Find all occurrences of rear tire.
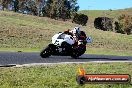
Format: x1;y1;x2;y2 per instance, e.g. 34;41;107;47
71;48;80;59
71;45;86;59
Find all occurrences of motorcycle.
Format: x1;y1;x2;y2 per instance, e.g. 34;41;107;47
40;31;92;58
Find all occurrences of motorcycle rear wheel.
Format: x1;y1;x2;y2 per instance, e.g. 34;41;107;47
71;45;86;58
71;49;80;58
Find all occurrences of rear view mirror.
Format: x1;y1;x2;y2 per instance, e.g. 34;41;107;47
86;37;92;43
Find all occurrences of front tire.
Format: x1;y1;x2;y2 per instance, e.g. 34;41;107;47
40;45;52;58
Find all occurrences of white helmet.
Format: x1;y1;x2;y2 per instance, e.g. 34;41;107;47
73;27;81;34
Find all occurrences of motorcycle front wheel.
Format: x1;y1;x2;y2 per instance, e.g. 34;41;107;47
40;46;51;58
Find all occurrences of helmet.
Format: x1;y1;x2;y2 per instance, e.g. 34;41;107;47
73;27;81;34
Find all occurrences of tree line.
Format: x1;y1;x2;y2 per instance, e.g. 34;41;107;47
1;0;88;26
2;0;131;34
1;0;79;20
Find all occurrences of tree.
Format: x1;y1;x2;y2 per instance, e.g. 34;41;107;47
13;0;19;12
115;14;132;35
69;0;79;14
43;0;53;17
42;0;79;20
38;0;46;16
1;0;12;10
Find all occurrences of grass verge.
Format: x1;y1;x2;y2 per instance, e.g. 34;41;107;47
86;48;132;56
0;63;132;88
0;47;131;56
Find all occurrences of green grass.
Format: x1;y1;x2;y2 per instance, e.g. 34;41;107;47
0;47;131;56
0;63;132;88
79;9;132;20
86;48;132;56
0;48;40;52
0;11;132;56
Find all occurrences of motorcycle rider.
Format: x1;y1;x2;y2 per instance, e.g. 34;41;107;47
64;27;81;41
63;27;87;57
64;27;87;46
62;27;81;54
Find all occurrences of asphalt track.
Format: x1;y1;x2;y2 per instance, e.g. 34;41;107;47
0;52;132;67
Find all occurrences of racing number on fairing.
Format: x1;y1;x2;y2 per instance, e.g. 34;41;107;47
70;37;73;40
54;40;59;45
